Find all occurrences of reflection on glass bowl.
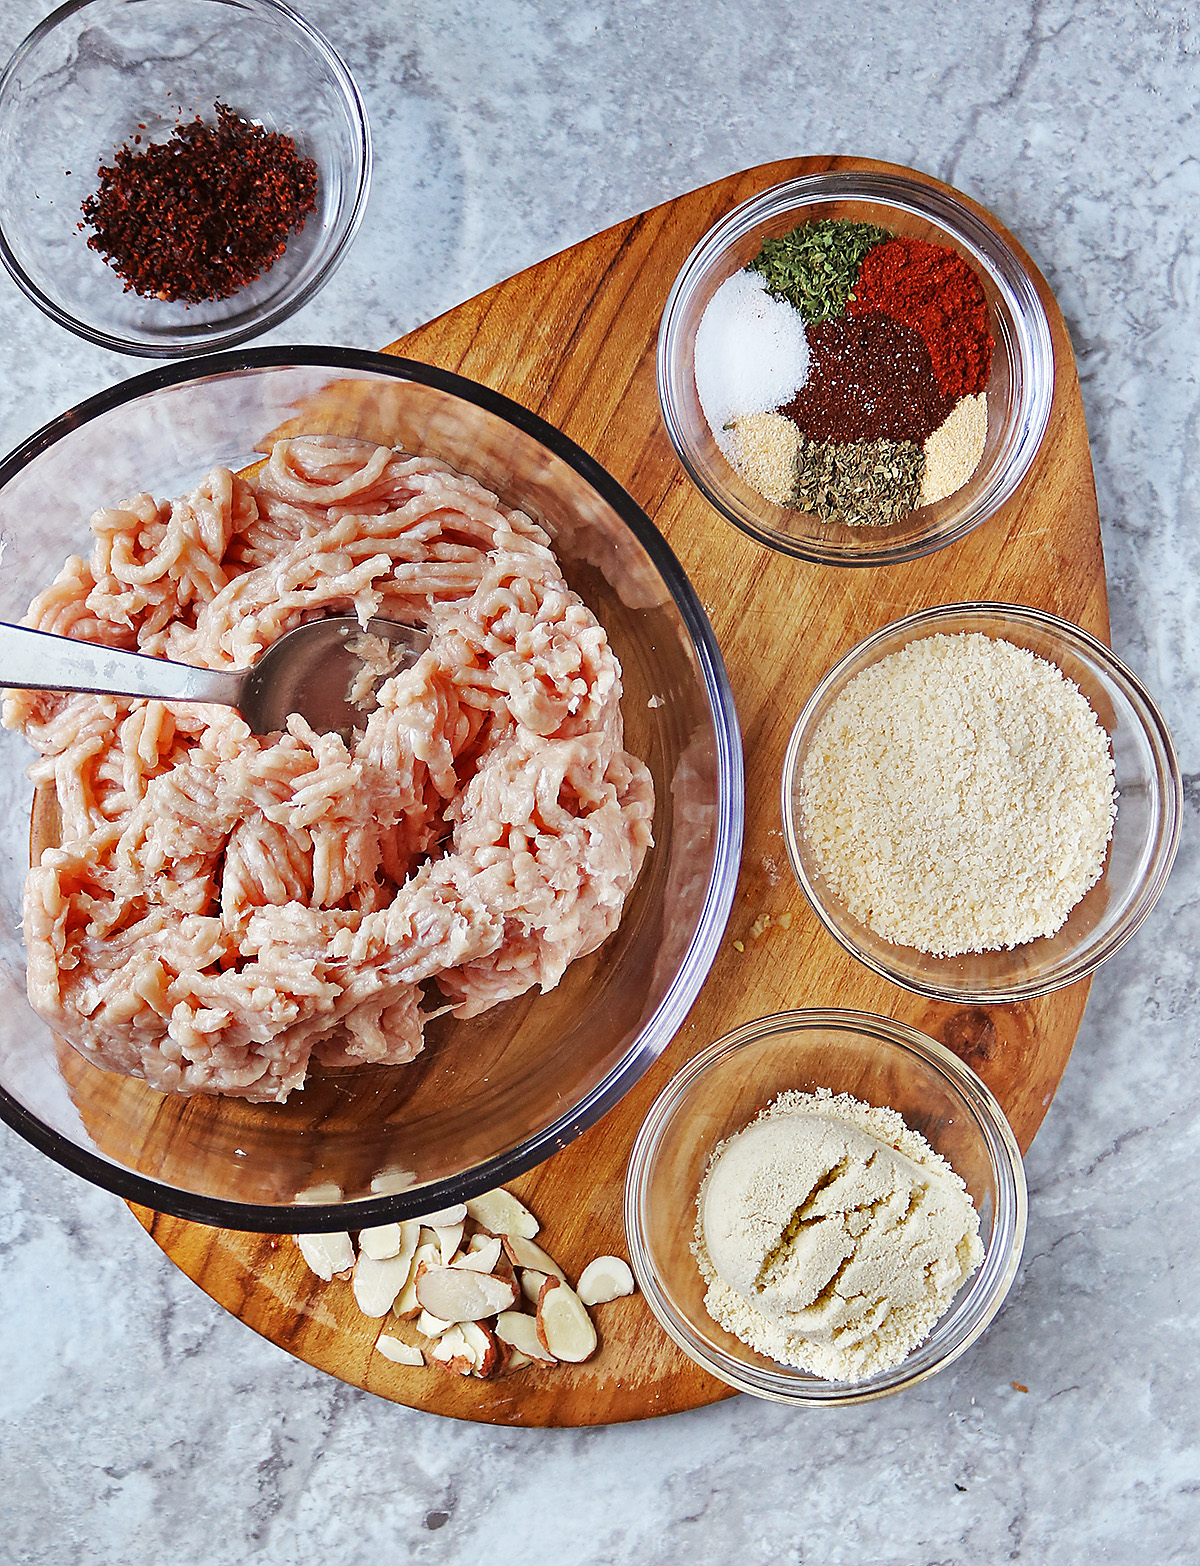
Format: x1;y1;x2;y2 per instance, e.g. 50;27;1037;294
0;347;743;1230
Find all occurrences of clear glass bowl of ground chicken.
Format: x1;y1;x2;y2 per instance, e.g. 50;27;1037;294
657;170;1054;567
0;0;370;357
782;604;1182;1003
0;347;743;1231
625;1009;1027;1405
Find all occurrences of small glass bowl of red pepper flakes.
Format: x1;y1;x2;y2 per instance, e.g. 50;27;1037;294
658;165;1055;568
0;0;370;358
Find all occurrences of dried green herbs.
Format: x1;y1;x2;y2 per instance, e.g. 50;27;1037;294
747;219;892;323
792;433;925;527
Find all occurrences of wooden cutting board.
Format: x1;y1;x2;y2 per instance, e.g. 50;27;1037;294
130;156;1107;1426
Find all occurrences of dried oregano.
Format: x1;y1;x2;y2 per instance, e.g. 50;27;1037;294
791;433;925;527
748;219;892;323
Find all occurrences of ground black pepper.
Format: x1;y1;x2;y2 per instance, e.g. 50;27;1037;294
780;312;954;445
80;102;318;304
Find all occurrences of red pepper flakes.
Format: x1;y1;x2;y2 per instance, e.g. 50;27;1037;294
80;102;318;304
848;237;994;399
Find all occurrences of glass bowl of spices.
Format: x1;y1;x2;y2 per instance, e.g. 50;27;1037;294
0;0;370;357
657;170;1055;566
781;603;1182;1002
625;1009;1028;1405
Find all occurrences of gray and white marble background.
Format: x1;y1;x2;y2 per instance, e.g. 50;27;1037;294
0;1;1196;1561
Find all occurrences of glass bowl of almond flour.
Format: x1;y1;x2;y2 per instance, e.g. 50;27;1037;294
624;1009;1027;1404
781;603;1182;1002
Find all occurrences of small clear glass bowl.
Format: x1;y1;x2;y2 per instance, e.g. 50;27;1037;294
782;603;1182;1002
625;1009;1027;1405
657;170;1055;567
0;0;370;357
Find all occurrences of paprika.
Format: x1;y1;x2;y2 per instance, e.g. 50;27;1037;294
847;237;993;399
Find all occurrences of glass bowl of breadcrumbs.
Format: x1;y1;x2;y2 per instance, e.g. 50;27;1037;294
657;168;1055;566
781;603;1181;1001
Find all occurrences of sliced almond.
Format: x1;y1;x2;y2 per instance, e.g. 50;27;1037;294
504;1348;533;1373
459;1320;501;1378
453;1236;502;1274
296;1232;355;1282
501;1234;566;1280
465;1188;539;1239
375;1334;424;1366
520;1268;549;1306
415;1265;518;1323
415;1202;467;1229
369;1168;415;1197
429;1325;475;1375
396;1220;421;1272
415;1307;454;1339
535;1275;597;1364
433;1221;465;1267
353;1248;419;1317
494;1309;557;1363
355;1220;421;1315
394;1240;439;1319
577;1255;635;1306
358;1222;402;1261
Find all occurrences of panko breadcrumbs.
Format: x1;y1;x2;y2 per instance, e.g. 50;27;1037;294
797;632;1117;956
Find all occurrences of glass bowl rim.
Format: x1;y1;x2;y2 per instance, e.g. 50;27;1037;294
0;343;745;1230
0;0;373;358
656;169;1056;568
780;600;1183;1003
623;1006;1028;1405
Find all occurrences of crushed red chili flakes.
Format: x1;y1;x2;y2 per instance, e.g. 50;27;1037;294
80;102;318;304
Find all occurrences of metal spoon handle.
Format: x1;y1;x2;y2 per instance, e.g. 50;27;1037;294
0;623;244;707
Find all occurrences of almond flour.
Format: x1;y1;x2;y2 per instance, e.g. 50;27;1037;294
798;631;1117;956
693;1088;983;1382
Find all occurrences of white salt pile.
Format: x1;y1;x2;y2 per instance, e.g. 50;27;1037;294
693;271;810;460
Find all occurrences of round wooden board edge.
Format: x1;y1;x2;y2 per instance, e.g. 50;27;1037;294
126;1197;726;1427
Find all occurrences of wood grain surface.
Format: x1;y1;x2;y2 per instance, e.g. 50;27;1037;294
130;156;1107;1426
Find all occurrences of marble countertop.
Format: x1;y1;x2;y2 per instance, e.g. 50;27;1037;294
1;1;1196;1560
